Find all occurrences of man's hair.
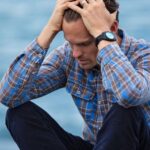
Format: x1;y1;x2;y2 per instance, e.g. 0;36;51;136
64;0;119;22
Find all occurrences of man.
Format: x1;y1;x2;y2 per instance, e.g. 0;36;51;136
0;0;150;149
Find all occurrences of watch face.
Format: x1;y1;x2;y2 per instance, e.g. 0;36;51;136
106;32;115;39
95;31;116;47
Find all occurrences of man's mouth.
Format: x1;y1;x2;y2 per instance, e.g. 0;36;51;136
78;60;89;65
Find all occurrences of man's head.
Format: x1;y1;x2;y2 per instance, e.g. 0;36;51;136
64;0;119;22
62;0;119;70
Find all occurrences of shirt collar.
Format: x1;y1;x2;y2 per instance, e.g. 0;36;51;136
118;29;132;56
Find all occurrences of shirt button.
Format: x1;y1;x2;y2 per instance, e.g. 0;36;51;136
32;71;36;74
76;90;81;95
38;54;43;58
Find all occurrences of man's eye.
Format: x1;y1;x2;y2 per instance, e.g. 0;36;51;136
69;42;73;47
69;42;91;48
80;42;91;46
82;43;89;46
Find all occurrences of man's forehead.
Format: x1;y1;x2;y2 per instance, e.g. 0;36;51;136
62;17;95;44
64;35;94;45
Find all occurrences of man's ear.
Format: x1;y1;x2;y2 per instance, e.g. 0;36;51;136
111;20;119;33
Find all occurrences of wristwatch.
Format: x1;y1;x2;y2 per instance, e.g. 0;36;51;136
95;31;117;47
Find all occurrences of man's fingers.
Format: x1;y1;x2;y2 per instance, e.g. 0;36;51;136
61;0;80;10
80;0;88;7
87;0;96;3
57;0;76;5
96;0;106;7
97;0;103;3
68;1;83;14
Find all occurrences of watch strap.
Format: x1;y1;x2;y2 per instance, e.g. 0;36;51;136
95;31;116;47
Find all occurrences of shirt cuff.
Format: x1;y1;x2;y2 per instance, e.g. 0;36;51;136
97;43;126;65
24;39;48;64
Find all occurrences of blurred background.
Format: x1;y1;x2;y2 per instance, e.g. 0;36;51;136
0;0;150;149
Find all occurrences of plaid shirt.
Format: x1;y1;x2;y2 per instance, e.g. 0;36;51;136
0;29;150;144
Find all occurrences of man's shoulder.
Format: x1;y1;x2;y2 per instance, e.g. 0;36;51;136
120;29;150;46
129;36;150;51
121;30;150;53
50;41;72;57
48;41;76;68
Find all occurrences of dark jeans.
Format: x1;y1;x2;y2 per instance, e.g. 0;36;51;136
6;101;150;150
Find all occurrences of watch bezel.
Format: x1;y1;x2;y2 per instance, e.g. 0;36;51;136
95;31;117;47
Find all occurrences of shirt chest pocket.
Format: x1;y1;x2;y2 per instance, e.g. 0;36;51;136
66;79;95;101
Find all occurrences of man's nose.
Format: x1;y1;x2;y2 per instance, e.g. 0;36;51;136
72;46;82;58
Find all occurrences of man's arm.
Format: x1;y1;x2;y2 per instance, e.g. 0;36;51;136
0;40;69;108
69;0;150;107
37;0;79;49
0;0;77;108
97;41;150;107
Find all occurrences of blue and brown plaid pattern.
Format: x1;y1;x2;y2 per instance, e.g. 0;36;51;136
0;29;150;144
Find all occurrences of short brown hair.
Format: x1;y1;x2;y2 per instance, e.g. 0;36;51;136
64;0;119;22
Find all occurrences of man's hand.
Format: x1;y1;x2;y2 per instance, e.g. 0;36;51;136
68;0;117;38
37;0;78;49
49;0;79;33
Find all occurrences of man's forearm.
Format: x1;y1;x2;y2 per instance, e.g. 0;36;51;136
37;24;58;49
97;42;150;107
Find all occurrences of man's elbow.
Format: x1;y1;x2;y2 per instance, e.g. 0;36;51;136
0;97;19;108
118;87;149;108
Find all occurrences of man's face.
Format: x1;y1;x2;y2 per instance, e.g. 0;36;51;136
62;18;98;70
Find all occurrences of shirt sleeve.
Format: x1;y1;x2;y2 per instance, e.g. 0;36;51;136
0;40;67;108
97;42;150;108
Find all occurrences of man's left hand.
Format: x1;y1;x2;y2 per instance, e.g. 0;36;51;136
68;0;116;38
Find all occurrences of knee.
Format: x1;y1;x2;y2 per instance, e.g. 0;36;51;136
106;103;144;123
112;103;142;114
5;101;35;129
6;107;15;126
5;107;20;134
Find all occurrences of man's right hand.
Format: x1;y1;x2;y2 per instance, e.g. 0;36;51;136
49;0;78;33
37;0;78;49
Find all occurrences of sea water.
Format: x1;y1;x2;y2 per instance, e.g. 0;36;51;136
0;0;150;149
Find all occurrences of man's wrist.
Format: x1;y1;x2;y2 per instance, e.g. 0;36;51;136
37;25;57;49
97;41;116;51
92;27;110;38
95;31;117;51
